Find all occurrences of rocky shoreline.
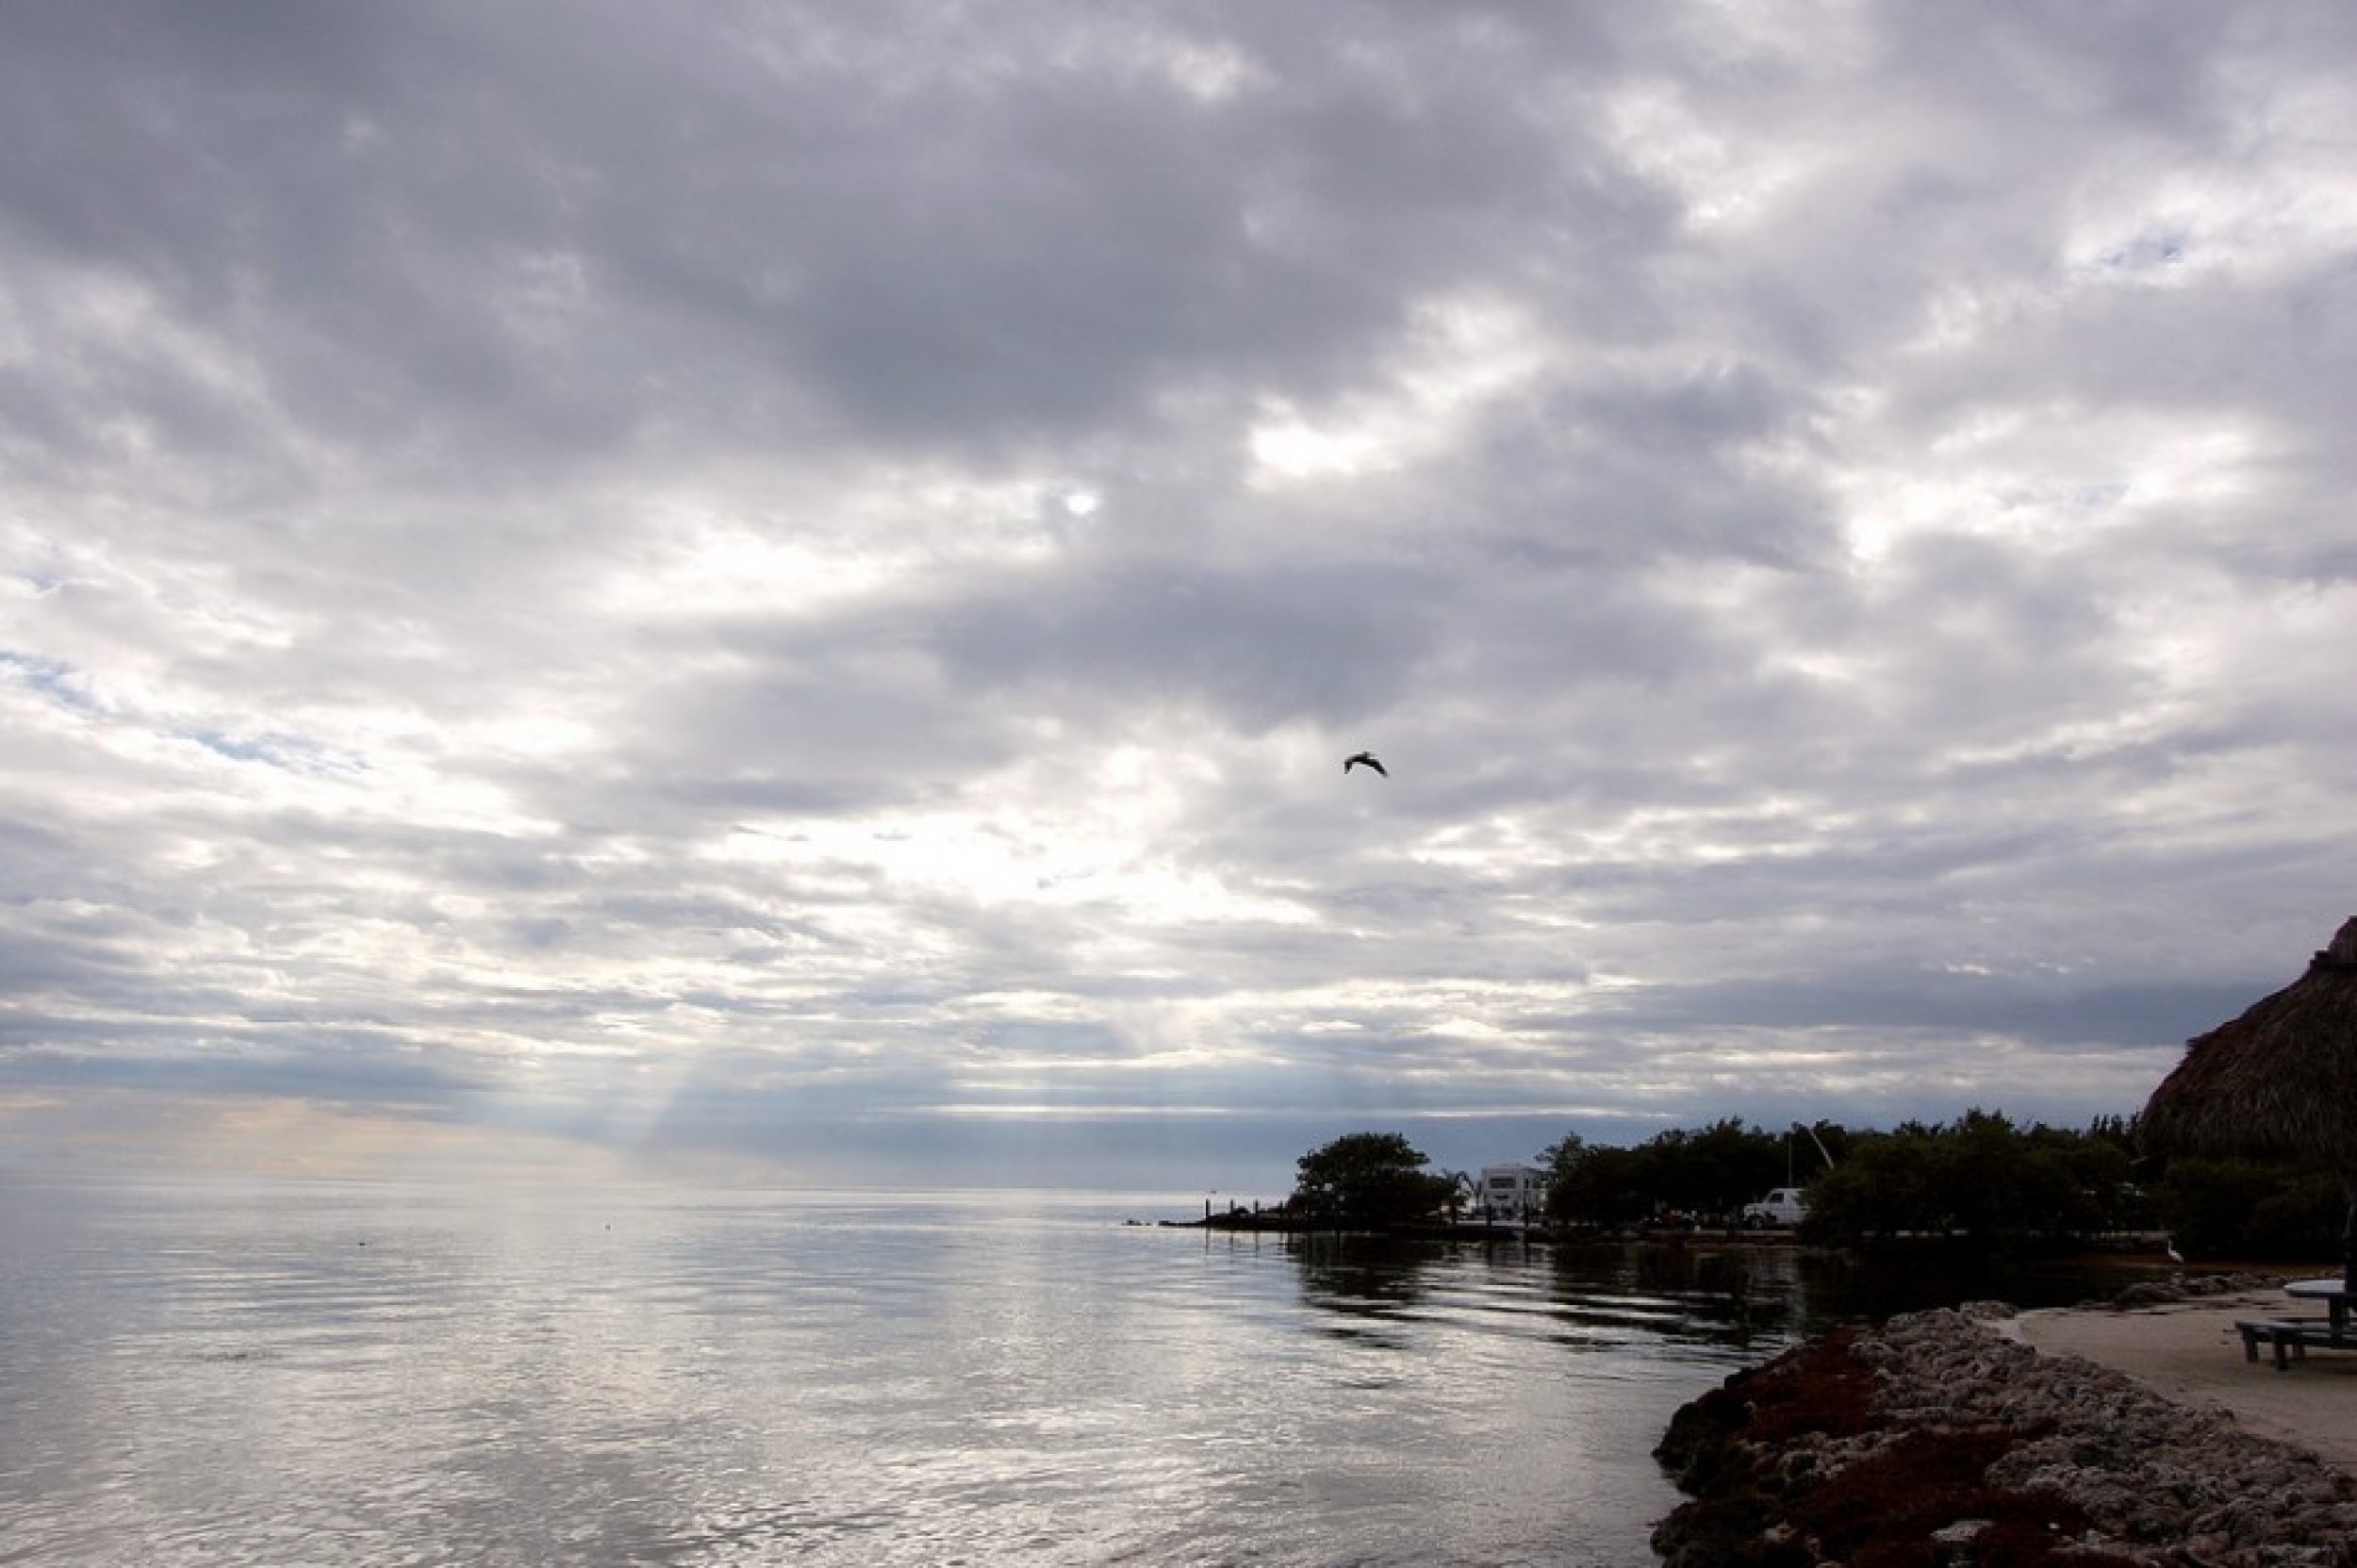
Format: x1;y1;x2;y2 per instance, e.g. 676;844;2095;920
1654;1284;2357;1566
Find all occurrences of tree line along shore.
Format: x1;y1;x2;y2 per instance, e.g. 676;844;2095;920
1195;1116;2347;1265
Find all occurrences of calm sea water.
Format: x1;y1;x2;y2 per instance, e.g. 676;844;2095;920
0;1176;2144;1567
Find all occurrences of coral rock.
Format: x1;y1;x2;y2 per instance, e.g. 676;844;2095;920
1656;1300;2357;1567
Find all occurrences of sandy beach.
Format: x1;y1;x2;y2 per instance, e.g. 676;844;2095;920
2011;1281;2357;1476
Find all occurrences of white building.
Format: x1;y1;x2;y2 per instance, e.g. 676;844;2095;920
1476;1164;1546;1222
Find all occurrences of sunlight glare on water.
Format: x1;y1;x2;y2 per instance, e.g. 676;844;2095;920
0;1178;1809;1567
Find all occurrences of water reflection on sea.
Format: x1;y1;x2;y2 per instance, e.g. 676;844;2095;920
0;1178;2150;1567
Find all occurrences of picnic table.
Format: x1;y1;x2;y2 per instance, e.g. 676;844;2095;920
2237;1279;2357;1370
2286;1278;2356;1333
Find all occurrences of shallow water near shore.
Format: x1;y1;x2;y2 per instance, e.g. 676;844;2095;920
0;1175;2155;1567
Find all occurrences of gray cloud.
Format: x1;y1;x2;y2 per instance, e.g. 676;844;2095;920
4;1;2354;1186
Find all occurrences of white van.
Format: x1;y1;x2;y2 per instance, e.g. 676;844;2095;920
1741;1187;1808;1228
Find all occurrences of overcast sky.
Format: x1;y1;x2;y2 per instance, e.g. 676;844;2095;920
4;2;2354;1195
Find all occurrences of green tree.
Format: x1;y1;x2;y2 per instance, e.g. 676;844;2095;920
2158;1157;2342;1262
1538;1131;1586;1222
1804;1111;2137;1247
1542;1120;1796;1226
1544;1138;1653;1227
1804;1125;1941;1241
1293;1131;1459;1229
1644;1118;1790;1217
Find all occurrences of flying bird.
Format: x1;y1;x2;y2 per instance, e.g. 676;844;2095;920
1343;751;1386;777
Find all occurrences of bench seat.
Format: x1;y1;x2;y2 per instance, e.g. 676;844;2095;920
2235;1316;2350;1371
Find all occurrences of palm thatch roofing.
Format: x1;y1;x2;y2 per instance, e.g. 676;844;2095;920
2141;916;2357;1173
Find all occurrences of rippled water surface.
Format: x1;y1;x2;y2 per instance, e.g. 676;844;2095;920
1;1177;1841;1566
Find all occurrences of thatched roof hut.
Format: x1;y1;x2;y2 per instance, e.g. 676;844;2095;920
2142;916;2357;1286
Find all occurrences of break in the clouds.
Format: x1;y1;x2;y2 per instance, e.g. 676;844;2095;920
4;2;2355;1191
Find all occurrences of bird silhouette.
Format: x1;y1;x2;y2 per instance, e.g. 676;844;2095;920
1343;751;1386;777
